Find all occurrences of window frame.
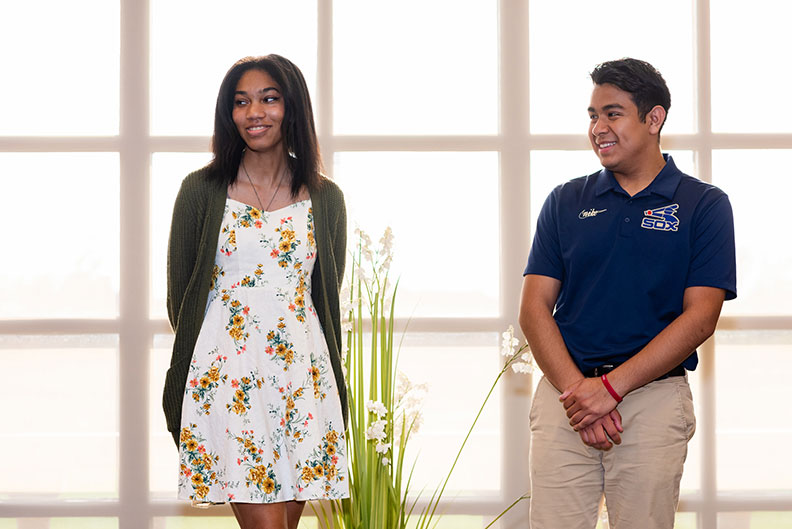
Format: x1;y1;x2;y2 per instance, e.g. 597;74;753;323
1;0;791;527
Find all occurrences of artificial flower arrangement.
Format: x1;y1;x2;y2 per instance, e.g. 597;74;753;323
313;228;531;528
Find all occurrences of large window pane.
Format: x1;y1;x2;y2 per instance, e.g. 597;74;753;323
0;153;119;319
333;0;498;135
0;335;119;498
150;1;317;136
334;152;499;317
717;512;792;528
713;150;792;316
711;1;792;132
715;331;792;491
150;334;176;498
150;153;214;318
529;0;695;134
0;1;119;136
397;333;502;495
0;519;118;529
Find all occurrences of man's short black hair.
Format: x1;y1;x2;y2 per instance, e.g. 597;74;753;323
590;58;671;133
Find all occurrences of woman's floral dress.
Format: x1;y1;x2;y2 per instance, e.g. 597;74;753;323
178;198;348;504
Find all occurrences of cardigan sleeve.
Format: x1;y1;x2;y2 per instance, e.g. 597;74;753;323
166;174;205;331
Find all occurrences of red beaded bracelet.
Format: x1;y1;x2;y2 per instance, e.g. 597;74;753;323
601;374;623;403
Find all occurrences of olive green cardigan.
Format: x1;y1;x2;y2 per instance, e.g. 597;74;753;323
163;167;347;446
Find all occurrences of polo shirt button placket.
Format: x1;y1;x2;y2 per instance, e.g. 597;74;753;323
620;215;632;236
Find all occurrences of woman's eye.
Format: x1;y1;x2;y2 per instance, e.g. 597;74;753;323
234;99;248;106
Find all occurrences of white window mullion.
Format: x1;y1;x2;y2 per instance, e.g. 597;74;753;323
119;0;152;527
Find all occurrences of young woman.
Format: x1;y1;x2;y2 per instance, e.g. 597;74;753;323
163;55;349;529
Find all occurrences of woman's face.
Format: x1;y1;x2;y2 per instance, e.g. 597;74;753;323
232;68;286;154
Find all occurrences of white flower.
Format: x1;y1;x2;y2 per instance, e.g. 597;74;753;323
366;419;387;441
378;255;393;278
381;456;391;466
339;286;353;314
511;362;533;374
354;264;369;284
341;319;353;333
366;400;388;417
375;441;391;454
379;226;394;255
500;325;521;357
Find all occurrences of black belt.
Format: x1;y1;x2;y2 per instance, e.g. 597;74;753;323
583;364;686;382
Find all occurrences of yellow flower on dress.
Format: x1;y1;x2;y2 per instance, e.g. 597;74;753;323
263;477;276;494
286;396;295;410
281;229;295;242
240;219;250;228
199;377;210;388
326;465;337;480
222;293;230;302
240;276;250;286
202;454;213;469
295;295;304;308
229;326;244;340
266;331;275;340
186;439;198;451
311;366;320;381
195;485;210;498
278;240;290;252
231;300;241;308
208;366;220;382
231;400;246;415
326;430;339;445
314;464;324;477
232;314;245;326
326;443;337;456
248;465;267;484
180;428;192;443
284;349;294;365
241;376;251;384
235;389;246;401
250;208;261;219
278;260;288;268
191;473;204;485
301;466;314;482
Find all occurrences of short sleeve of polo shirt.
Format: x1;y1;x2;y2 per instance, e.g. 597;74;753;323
524;187;564;280
687;191;737;300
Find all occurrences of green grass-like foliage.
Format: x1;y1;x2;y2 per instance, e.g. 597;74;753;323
313;228;529;529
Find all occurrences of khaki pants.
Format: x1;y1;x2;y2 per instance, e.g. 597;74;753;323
529;375;695;529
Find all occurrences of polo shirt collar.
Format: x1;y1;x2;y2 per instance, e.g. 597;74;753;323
593;154;682;199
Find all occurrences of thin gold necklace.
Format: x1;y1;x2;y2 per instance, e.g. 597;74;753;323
241;156;286;212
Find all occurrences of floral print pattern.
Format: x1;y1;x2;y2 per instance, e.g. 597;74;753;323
179;198;348;504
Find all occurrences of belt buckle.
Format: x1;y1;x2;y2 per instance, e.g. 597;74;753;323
596;364;615;377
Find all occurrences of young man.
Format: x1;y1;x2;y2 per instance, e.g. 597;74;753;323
519;58;736;528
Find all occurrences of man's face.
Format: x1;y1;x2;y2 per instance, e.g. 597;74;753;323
588;83;659;177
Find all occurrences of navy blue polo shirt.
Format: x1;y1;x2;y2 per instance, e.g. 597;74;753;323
524;155;736;373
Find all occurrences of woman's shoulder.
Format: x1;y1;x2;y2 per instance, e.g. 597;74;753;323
313;174;345;202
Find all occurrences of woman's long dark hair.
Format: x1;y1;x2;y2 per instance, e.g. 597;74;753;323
208;55;322;196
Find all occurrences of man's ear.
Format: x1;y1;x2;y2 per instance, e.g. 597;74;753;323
647;105;666;135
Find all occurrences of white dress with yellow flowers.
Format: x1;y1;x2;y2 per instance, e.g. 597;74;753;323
177;198;348;504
